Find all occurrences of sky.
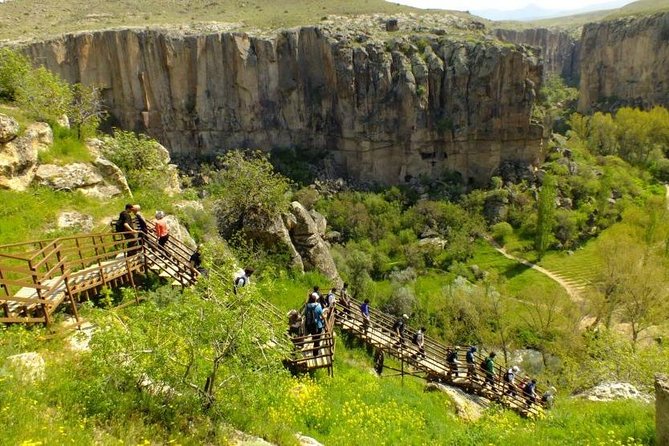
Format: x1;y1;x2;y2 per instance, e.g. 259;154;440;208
391;0;636;19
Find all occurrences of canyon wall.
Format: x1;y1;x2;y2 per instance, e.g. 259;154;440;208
578;12;669;112
494;28;580;83
23;27;543;185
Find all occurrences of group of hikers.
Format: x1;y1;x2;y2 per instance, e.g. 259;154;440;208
287;289;553;409
116;203;170;252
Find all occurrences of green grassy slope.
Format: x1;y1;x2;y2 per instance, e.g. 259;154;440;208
0;0;475;43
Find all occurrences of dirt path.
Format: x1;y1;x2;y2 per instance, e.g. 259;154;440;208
487;238;584;302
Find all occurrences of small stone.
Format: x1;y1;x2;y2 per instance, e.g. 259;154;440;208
4;352;46;383
0;114;19;143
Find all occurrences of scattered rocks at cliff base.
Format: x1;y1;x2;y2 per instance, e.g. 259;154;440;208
656;374;669;446
576;382;653;403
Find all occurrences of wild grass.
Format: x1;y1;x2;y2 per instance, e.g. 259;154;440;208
0;0;420;42
38;125;93;165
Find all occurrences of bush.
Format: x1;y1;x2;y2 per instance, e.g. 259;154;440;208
491;221;513;245
100;129;173;191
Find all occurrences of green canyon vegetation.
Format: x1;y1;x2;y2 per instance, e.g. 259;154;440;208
1;1;669;445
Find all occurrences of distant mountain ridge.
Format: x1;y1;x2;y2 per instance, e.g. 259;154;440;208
473;0;634;21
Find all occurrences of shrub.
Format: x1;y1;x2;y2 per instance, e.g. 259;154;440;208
491;221;513;245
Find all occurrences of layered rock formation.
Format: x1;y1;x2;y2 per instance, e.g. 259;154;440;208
494;28;580;83
658;374;669;446
578;12;669;112
23;24;543;186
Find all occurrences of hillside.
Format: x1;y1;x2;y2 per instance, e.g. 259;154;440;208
0;0;476;43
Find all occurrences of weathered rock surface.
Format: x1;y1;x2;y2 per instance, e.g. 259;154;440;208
243;210;305;272
57;211;94;232
23;24;543;186
578;12;669;111
0;121;52;191
494;28;580;83
0;114;20;143
576;382;653;403
34;162;124;199
425;382;487;421
657;374;669;446
4;352;46;383
296;434;324;446
162;214;197;250
289;201;340;283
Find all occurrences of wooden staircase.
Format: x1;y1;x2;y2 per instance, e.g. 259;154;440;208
334;297;547;417
0;228;198;325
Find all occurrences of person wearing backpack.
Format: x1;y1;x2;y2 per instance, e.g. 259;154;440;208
233;267;254;294
392;314;409;349
483;351;497;389
326;287;337;308
523;379;538;407
304;294;324;356
446;346;461;380
504;365;521;396
411;327;426;359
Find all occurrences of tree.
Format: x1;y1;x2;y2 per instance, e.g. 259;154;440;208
15;66;73;123
535;175;557;258
208;150;292;239
69;83;107;139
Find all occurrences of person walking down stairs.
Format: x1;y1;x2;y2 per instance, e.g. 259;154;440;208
233;267;254;294
392;314;409;349
154;211;169;247
360;299;371;336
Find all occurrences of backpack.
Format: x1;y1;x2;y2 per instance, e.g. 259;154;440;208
504;371;512;383
412;332;420;344
234;276;246;287
480;359;487;370
305;304;317;330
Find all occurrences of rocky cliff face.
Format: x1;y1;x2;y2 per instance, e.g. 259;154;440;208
658;374;669;446
23;25;543;186
494;28;580;83
578;12;669;112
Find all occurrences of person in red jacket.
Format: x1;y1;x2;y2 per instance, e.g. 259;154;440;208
154;210;169;247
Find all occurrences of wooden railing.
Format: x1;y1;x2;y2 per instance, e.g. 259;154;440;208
335;297;546;417
284;302;337;376
0;227;197;325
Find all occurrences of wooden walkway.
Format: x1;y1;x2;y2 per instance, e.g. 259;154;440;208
0;228;198;325
334;298;546;417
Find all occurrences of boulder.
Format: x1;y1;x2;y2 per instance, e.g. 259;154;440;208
309;209;327;236
576;382;653;403
22;122;53;152
231;430;274;446
163;214;197;251
0;113;19;143
243;210;304;272
289;201;340;284
4;352;46;383
34;163;124;199
657;374;669;446
296;434;324;446
92;156;132;196
425;382;487;422
57;211;94;232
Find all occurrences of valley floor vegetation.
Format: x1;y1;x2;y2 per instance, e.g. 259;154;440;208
0;51;666;445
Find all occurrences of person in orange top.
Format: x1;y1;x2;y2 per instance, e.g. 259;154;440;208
155;210;169;247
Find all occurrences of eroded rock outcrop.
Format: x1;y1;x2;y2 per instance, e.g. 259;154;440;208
23;23;543;186
0;119;52;191
494;28;580;83
657;374;669;446
578;12;669;111
576;382;653;403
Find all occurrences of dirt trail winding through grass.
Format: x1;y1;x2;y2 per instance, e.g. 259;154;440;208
487;238;584;302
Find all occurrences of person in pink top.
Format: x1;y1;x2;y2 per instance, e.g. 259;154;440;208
155;210;169;247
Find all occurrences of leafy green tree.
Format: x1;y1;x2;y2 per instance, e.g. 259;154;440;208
15;66;73;123
69;83;107;139
0;48;30;100
535;175;557;257
208;150;291;239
